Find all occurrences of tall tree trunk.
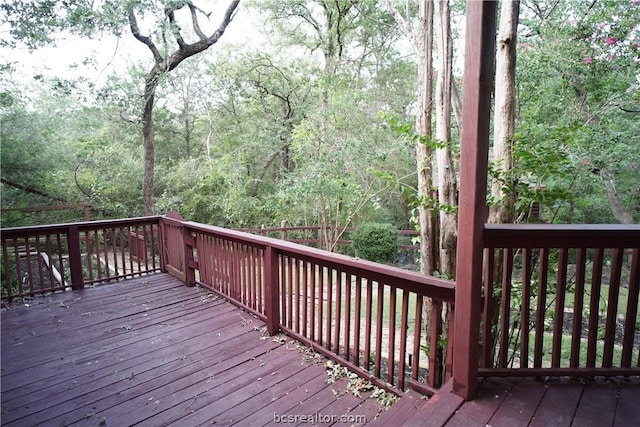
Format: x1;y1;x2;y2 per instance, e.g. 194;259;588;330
434;0;457;278
416;1;437;276
489;0;520;225
434;0;458;384
386;0;437;275
386;0;440;384
488;0;520;368
142;71;158;215
129;1;240;216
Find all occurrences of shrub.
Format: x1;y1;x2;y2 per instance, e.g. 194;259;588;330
351;223;398;263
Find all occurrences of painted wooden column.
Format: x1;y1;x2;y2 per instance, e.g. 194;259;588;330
67;225;84;290
264;245;281;335
452;0;497;400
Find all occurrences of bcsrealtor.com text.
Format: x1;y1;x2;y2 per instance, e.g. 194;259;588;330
273;412;367;424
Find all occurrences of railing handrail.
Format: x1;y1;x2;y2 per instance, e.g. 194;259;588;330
182;220;455;302
485;223;640;247
1;216;162;238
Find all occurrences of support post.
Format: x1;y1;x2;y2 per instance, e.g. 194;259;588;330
453;0;497;400
182;226;197;287
264;245;280;335
67;225;84;290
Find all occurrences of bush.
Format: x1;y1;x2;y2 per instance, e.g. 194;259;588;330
351;223;398;263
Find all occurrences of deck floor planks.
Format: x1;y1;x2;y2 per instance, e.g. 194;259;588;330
1;274;389;426
614;382;640;427
528;382;584;427
208;364;326;426
444;379;512;427
167;349;314;426
245;365;342;426
9;321;269;426
1;278;207;367
484;380;547;427
368;389;427;426
90;334;284;427
1;296;236;401
59;331;278;426
3;306;246;423
573;381;621;427
140;347;304;426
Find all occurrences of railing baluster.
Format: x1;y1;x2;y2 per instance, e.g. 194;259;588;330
388;285;397;385
570;248;587;367
621;249;639;368
294;257;300;334
499;248;513;368
353;275;362;366
374;282;384;378
334;269;342;355
534;248;549;369
398;288;409;390
411;295;423;382
603;248;624;367
34;236;45;292
302;259;308;337
44;235;56;291
428;300;442;387
344;273;352;363
318;264;325;347
56;233;66;287
481;248;495;368
310;262;316;342
587;248;604;368
364;278;373;371
521;248;533;369
14;238;23;297
551;248;568;368
2;239;13;299
326;267;333;352
24;237;34;294
119;228;126;277
286;255;293;330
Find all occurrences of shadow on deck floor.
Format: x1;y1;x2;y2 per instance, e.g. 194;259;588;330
1;274;391;426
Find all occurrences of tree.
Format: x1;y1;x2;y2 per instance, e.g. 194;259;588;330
489;1;520;225
433;0;457;278
385;0;437;275
127;1;240;214
2;0;241;215
516;0;639;224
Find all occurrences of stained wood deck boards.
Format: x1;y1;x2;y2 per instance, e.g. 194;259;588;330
1;274;390;426
376;376;640;427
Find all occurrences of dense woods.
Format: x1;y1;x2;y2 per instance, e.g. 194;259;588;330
2;0;639;250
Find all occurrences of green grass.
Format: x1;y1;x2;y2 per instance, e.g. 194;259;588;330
522;331;639;369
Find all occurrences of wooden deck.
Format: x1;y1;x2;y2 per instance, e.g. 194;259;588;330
374;375;640;427
1;274;389;426
3;272;639;427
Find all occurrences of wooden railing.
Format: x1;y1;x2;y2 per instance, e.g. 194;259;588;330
1;217;162;299
162;218;456;396
480;224;640;377
4;216;637;399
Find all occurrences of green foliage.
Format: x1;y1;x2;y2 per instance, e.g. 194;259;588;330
515;0;640;223
351;223;398;263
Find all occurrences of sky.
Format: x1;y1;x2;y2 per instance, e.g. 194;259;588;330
1;2;261;88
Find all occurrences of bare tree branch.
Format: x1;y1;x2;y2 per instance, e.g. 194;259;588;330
1;178;68;202
165;5;187;49
187;2;208;40
384;0;418;53
128;9;164;64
